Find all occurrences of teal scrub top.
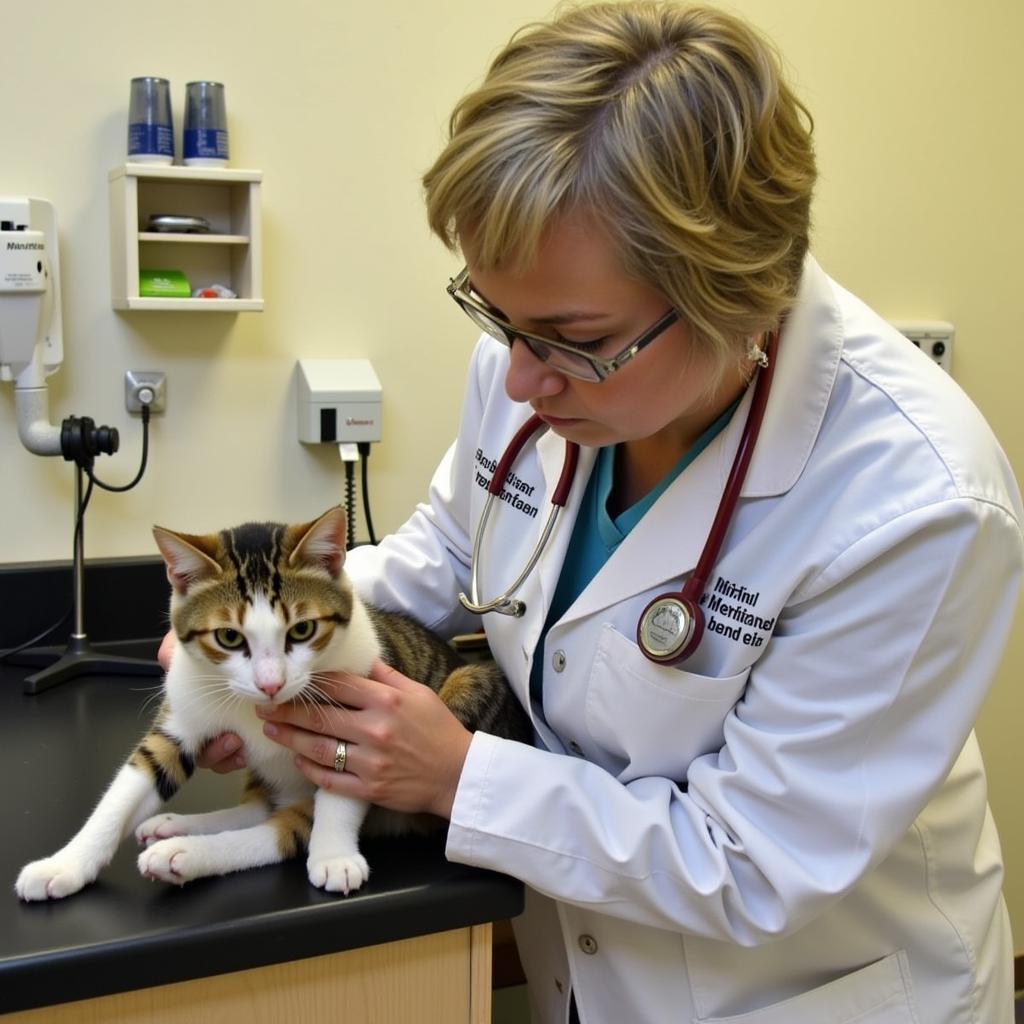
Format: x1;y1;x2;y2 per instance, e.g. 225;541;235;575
529;399;739;711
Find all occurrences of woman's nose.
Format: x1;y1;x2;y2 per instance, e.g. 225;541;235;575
504;339;566;404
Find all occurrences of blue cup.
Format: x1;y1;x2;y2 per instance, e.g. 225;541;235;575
183;81;229;166
127;77;174;164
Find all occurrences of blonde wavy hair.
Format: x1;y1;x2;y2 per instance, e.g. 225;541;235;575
423;1;816;363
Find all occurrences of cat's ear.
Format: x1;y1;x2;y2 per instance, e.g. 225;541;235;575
288;506;347;578
153;527;223;595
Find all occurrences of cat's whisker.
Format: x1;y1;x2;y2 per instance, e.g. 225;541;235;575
307;670;344;684
302;678;338;702
298;678;347;721
190;682;243;701
291;686;327;724
170;682;240;719
131;681;166;703
137;687;168;717
306;671;354;702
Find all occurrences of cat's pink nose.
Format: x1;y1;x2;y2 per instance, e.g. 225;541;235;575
258;680;283;698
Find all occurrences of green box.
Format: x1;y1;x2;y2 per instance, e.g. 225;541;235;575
139;269;191;298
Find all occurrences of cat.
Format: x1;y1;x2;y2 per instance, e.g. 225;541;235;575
15;505;532;901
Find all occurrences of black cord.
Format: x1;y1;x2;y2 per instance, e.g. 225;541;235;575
0;606;72;663
358;442;378;545
344;459;357;549
86;405;150;493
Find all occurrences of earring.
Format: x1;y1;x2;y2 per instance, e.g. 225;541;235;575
746;337;769;369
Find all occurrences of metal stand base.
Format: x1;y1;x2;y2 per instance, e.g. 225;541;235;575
16;462;161;696
15;635;162;694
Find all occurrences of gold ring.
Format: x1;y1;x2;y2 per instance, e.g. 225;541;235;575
333;740;348;773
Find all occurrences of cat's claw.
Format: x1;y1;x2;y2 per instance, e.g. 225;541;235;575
307;853;370;895
135;813;191;846
16;856;92;901
137;838;202;885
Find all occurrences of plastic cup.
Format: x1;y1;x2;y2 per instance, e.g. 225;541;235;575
183;81;229;167
127;77;174;164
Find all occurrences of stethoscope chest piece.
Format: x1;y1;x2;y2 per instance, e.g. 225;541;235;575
637;593;704;665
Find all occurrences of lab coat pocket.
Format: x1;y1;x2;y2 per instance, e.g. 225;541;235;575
585;624;750;782
700;951;918;1024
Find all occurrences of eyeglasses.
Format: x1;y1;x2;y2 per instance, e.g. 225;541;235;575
446;267;679;383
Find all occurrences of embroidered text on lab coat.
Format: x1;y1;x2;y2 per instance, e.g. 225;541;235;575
474;449;540;518
700;575;776;647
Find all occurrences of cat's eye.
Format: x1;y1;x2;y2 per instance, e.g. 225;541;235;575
214;628;246;650
287;620;317;643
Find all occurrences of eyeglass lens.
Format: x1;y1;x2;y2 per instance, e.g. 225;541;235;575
458;300;601;381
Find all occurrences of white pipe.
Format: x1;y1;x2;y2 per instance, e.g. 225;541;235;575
15;385;61;456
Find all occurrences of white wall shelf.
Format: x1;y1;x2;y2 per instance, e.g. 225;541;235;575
108;164;263;312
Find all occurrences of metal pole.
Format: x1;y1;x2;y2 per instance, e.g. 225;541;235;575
72;463;86;640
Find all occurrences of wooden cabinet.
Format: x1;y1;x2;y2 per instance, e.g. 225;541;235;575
2;925;494;1024
108;164;263;311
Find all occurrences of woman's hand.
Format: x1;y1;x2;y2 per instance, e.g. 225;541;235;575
255;660;473;820
197;732;247;773
157;630;176;671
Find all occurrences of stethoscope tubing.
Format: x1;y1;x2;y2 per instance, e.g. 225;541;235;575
488;414;579;505
681;330;778;607
459;415;580;616
635;328;778;664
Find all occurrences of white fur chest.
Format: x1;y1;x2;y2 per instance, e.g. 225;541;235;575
162;658;313;803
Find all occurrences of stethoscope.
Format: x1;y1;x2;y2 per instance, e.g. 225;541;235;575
458;329;779;666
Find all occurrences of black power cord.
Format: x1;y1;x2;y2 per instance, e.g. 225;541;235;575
339;442;378;550
0;605;73;664
358;441;378;545
85;404;150;492
343;458;357;550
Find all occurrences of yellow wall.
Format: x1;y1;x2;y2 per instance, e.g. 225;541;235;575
2;0;1021;946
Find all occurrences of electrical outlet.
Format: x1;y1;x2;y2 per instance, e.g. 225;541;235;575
125;370;167;413
891;320;954;374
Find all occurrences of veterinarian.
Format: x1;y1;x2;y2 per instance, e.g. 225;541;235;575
196;3;1024;1020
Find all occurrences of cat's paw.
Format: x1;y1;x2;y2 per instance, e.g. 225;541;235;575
137;837;207;885
16;856;93;901
307;853;370;895
135;813;192;846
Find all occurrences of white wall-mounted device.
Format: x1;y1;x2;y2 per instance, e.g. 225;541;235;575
296;358;382;444
0;196;65;454
891;320;954;374
2;197;153;695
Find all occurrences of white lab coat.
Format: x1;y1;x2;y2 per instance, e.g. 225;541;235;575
347;256;1023;1024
